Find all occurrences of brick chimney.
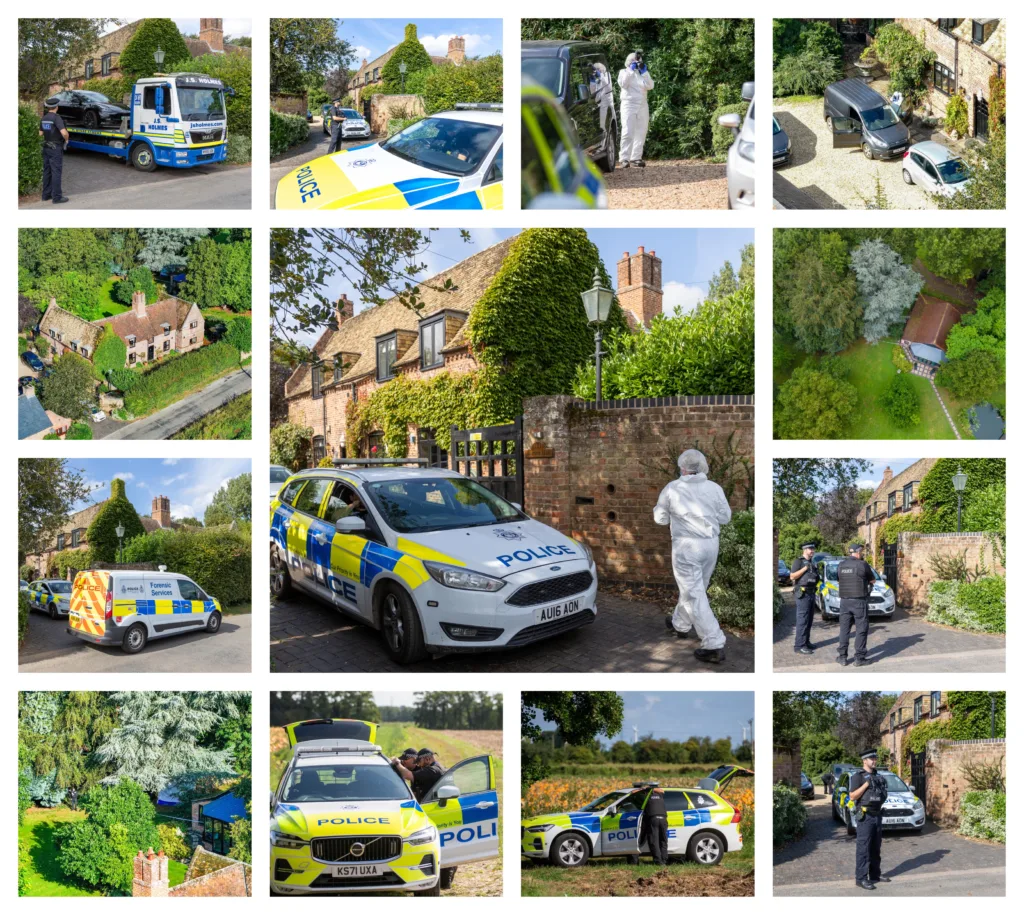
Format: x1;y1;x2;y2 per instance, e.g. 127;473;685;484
335;295;354;329
132;289;147;319
133;849;169;897
448;36;466;64
616;247;663;329
882;466;893;486
200;18;224;53
152;495;171;528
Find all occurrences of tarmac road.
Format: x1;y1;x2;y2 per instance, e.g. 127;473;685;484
18;611;251;673
19;151;251;209
774;795;1005;896
269;119;374;207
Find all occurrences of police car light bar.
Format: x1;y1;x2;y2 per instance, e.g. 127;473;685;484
294;741;382;757
633;781;660;788
454;102;503;110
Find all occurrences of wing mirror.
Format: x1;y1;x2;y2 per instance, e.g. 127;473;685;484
335;515;367;533
437;784;461;807
718;112;742;134
269;790;276;811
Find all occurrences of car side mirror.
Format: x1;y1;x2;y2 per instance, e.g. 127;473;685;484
269;790;276;810
718;112;741;134
577;83;590;102
741;81;755;103
335;515;367;534
437;784;460;807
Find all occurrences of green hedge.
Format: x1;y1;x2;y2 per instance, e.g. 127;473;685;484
708;509;754;629
926;576;1005;632
18;591;30;645
270;109;309;157
711;103;748;157
123;342;240;415
66;422;93;440
18;103;43;195
773;783;807;843
958;790;1005;843
422;55;503;115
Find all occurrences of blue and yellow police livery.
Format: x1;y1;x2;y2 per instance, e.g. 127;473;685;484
275;105;503;210
25;579;72;619
270;467;598;665
814;554;895;621
270;739;499;895
521;766;751;868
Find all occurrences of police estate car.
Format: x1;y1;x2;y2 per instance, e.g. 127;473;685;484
814;554;896;620
270;467;598;664
521;766;751;868
275;105;503;210
833;768;925;835
26;579;72;619
270;738;499;895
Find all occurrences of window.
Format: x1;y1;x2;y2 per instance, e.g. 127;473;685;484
127;335;136;347
931;691;941;714
162;340;170;352
101;54;111;76
294;474;330;513
324;482;365;524
888;492;897;515
128;352;136;365
373;67;380;81
934;62;955;95
938;18;958;33
663;791;689;812
420;317;445;369
279;479;306;506
57;534;66;549
190;320;198;329
49;328;56;339
189;337;197;345
972;20;985;44
351;385;358;404
334;355;345;383
376;335;397;381
897;707;903;724
71;342;78;352
311;365;323;400
890;712;895;731
684;791;717;809
485;146;503;184
71;529;81;547
163;325;171;336
914;696;922;723
311;436;327;467
85;59;94;79
904;482;914;509
178;579;204;601
80;347;88;358
142;86;159;110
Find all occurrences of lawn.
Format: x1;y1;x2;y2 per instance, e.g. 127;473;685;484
19;808;100;897
96;277;131;318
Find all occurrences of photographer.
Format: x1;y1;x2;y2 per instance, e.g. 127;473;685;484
617;50;654;167
847;749;890;891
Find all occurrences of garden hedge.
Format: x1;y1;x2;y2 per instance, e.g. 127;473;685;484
926;576;1005;633
124;342;240;415
710;102;748;157
773;782;807;842
18;591;30;645
270;109;309;157
708;509;754;629
18;103;43;195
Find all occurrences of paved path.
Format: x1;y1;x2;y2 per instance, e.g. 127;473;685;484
774;587;1003;672
18;612;251;673
774;795;1005;896
929;378;961;438
105;369;251;440
605;159;727;209
271;589;754;673
270;123;370;208
20;153;251;210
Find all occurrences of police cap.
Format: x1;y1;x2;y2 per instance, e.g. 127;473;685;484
417;748;435;758
45;97;61;109
800;542;817;550
848;543;865;553
861;748;878;760
399;747;417;760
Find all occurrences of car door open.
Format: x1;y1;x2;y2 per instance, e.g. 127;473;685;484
421;754;499;866
831;117;863;149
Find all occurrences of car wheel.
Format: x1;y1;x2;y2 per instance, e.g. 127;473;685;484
862;143;875;160
902;169;914;185
84;110;99;128
412;881;441;897
687;831;724;866
122;623;148;654
439;866;458;890
550;832;590;868
845;810;856;836
600;132;616;173
48;602;58;620
131;143;157;172
205;610;222;633
378;585;427;664
270;546;293;598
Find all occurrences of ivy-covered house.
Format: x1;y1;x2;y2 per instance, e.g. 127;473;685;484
880;690;949;770
857;459;938;559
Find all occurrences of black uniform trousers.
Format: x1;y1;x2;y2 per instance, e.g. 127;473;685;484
42;146;64;200
794;588;815;649
327;123;344;154
855;812;883;883
644;816;668;865
838;597;869;661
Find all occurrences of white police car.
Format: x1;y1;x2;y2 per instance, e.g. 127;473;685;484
270;467;598;664
815;555;896;621
833;768;925;834
26;579;72;619
276;105;503;210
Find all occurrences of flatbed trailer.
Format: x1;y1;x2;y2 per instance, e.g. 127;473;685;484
65;124;227;171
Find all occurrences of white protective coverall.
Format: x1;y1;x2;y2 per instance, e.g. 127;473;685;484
653;450;733;649
618;53;654;162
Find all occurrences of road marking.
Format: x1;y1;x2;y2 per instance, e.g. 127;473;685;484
776;647;1004;673
775;865;1006;894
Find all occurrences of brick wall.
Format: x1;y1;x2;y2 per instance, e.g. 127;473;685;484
773;745;802;788
271;92;308;116
925;738;1005;827
522;394;754;585
370;95;426;135
896;531;1005;609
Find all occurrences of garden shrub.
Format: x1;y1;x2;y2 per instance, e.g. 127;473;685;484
422;55;503;115
18;591;30;645
872;23;936;105
227;133;252;165
107;367;140;392
157;823;190;861
34;335;49;358
27;768;65;807
66;422;93;440
270;109;309;156
118;19;190;78
270;422;312;470
926;576;1005;633
190;50;252;139
123;342;240;415
47;548;94;580
86;477;147;563
707;509;754;629
773;783;807;842
112;266;158;306
892;344;913;373
773;45;843;96
19;103;43;195
93;325;128;378
944;93;969;137
958;790;1005;843
380;24;434;92
881;372;920;428
711;102;748;157
225;316;253;354
20;563;35;581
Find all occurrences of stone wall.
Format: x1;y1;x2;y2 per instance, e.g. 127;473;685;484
896;531;1004;609
925;738;1006;826
773;745;802;788
369;94;426;135
271;92;308;116
522;395;754;585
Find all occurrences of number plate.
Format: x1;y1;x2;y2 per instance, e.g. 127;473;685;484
535;598;582;624
200;147;215;156
891;146;906;154
329;864;382;878
883;817;908;825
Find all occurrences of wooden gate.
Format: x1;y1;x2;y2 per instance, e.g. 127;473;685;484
883;542;898;592
449;418;524;505
909;750;927;804
975;96;990;140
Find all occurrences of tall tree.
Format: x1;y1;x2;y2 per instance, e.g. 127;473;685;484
835;693;898;756
813;485;864;548
85;477;146;562
773;365;858;440
706;260;738;301
773;691;843;747
850;239;924;343
782;242;860;353
270;18;343;93
137;228;211;271
30;692;119;790
18;460;90;562
916;228;1006;285
18;18;116;99
773;459;871;528
738;242;755;288
204;473;252;526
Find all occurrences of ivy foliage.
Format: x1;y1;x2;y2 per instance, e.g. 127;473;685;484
918;458;1005;530
93;325;127;378
380;25;434;92
118;19;191;79
85;477;147;562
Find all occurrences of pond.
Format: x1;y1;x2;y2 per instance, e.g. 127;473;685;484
967;402;1005;439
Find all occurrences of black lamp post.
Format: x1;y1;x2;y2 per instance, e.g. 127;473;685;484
580;267;614;402
115;523;125;564
399;62;407;92
154;46;165;69
952;465;968;532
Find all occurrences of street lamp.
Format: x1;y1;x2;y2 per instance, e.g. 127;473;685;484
952;465;968;532
115;523;125;564
580;267;614;401
154;45;165;68
399;62;407;92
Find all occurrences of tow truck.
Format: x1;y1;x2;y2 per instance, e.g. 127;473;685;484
64;73;233;172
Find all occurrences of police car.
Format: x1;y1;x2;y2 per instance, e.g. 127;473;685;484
521;766;751;867
833;768;924;835
270;467;598;664
26;579;72;619
814;554;895;621
270;738;499;895
275;104;503;210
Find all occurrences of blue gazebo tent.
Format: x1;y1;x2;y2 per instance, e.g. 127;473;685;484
199;791;248;855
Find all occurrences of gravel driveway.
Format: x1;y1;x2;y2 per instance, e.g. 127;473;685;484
605;159;727;209
773;97;939;209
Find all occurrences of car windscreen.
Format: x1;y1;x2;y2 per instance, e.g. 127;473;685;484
773;117;781;134
381;117;500;176
881;772;911;793
282;764;409;803
176;87;226;120
342;109;360;118
290;720;372;744
48;582;72;594
861;105;900;131
270;467;291;483
522;58;566;98
824;561;882;581
936;157;970;184
365;477;525;533
79;91;112;103
579;791;628;812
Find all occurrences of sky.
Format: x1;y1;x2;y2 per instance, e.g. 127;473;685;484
530;692;754;748
102;20;252;38
336;19;502;66
291;228;753;346
69;458;251;523
372;692;499;707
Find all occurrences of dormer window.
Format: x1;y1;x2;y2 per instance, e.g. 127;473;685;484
376;334;397;382
938;18;957;33
85;59;94;79
102;53;111;76
888;492;897;515
420;316;445;369
81;347;89;358
127;336;136;347
903;482;914;510
334;354;345;382
71;529;81;547
57;534;66;549
162;323;171;335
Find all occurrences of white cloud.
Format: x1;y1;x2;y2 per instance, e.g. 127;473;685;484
642;695;662;712
355;45;373;62
163;473;188;486
661;281;705;315
418;33;491;58
171;504;195;520
113;472;134;482
162;458;179;466
859;479;880;490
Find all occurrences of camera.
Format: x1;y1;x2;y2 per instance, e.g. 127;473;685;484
633;49;644;66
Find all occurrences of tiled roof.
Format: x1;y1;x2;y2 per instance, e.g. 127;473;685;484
902;294;972;349
39;302;103;350
18;394;53;438
94;297;193;341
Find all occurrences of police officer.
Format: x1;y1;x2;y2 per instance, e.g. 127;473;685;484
836;543;876;666
848;748;889;890
40;97;70;204
326;98;346;154
642;786;668;866
390;747;418;776
821;769;835;796
789;541;819;655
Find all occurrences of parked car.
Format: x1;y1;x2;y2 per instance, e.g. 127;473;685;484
26;579;73;619
48;89;130;128
305;109;314;122
777;559;790;585
21;351;44;372
322;107;371;139
20;580;30;592
521;40;618;173
270;463;291;502
719;82;755;209
800;772;815;800
825;79;911;160
902;141;972;198
833;768;925;835
90;408;105;422
773;115;791;167
814;554;896;621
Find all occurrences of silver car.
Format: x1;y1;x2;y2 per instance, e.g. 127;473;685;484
833;769;925;834
339;108;372;138
719;82;755;209
26;579;72;619
901;141;972;198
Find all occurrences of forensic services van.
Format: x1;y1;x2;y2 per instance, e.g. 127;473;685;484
521;765;752;867
67;569;222;653
270;739;499;895
270;467;598;664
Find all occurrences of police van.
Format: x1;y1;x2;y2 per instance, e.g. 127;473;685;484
26;579;72;619
270;467;598;664
67;569;222;653
270;739;499;895
521;766;751;867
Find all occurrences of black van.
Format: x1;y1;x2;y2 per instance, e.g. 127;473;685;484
521;40;618;172
824;79;910;160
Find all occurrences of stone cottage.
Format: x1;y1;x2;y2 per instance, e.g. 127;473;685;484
857;459;938;559
879;690;949;767
351;28;466;107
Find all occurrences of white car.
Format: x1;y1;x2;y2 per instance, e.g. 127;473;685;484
270;467;598;664
26;579;73;619
719;81;755;209
815;556;896;620
901;141;972;199
833;769;925;834
339;108;372;139
91;408;105;422
276;105;503;210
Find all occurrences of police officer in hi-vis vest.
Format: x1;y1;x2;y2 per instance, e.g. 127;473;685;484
848;748;889;890
789;541;819;654
836;543;875;666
